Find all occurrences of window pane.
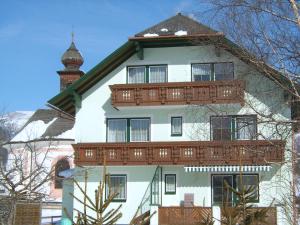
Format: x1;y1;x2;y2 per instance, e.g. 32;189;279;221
211;116;232;140
192;64;211;81
165;175;176;193
130;119;150;142
237;175;259;201
212;175;233;205
107;119;127;142
128;67;145;84
214;63;233;80
236;116;257;140
107;175;126;200
171;117;182;135
149;66;167;83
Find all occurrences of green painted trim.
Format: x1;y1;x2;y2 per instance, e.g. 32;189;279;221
48;41;136;113
72;91;81;108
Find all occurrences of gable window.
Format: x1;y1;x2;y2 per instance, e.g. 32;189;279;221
106;175;127;202
210;115;257;141
192;62;233;81
107;118;150;142
55;159;70;189
127;65;167;84
165;174;176;194
171;117;182;136
212;174;259;205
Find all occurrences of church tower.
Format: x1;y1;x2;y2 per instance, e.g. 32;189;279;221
57;34;84;91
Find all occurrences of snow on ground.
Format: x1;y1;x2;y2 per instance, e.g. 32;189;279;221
174;30;187;36
11;118;56;142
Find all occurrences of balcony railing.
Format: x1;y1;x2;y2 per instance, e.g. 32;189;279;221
110;80;245;107
73;140;284;166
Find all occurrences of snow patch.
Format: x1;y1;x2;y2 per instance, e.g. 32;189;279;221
55;128;74;139
174;30;187;36
143;33;159;37
11;118;56;142
160;28;168;32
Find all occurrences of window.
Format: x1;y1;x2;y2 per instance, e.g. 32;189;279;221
106;175;127;201
214;63;234;80
128;66;146;84
212;174;259;205
236;116;257;140
211;116;232;140
130;119;150;142
192;63;233;81
107;119;127;142
165;174;176;194
192;64;211;81
212;175;233;205
171;117;182;136
127;65;167;84
55;159;70;189
237;175;259;201
210;115;257;141
149;66;167;83
107;118;150;142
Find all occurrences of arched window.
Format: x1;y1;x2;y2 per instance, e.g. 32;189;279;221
55;158;70;189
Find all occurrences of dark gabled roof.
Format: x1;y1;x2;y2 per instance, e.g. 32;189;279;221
135;13;219;37
48;13;296;117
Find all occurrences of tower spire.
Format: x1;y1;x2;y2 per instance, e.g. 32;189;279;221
57;31;84;91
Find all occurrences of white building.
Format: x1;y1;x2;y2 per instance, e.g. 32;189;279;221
48;14;295;225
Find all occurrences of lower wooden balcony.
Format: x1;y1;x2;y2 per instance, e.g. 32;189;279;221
73;140;284;166
158;206;277;225
110;80;245;108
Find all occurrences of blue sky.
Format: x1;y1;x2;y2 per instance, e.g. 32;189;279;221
0;0;211;112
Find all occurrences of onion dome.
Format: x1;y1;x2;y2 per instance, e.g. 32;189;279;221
61;41;84;71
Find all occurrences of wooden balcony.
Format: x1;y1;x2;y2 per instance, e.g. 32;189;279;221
110;80;245;107
73;140;284;166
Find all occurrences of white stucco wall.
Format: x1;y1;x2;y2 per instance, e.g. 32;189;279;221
72;45;293;225
75;45;290;143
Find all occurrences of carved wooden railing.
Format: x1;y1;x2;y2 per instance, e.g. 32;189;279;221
159;207;212;225
73;140;284;166
110;80;245;107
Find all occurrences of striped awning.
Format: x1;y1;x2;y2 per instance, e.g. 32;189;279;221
184;165;271;173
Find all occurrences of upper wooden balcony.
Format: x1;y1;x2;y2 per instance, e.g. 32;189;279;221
110;80;245;108
73;140;284;166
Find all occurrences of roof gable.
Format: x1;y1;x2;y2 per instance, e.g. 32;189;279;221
135;13;219;37
48;14;294;116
